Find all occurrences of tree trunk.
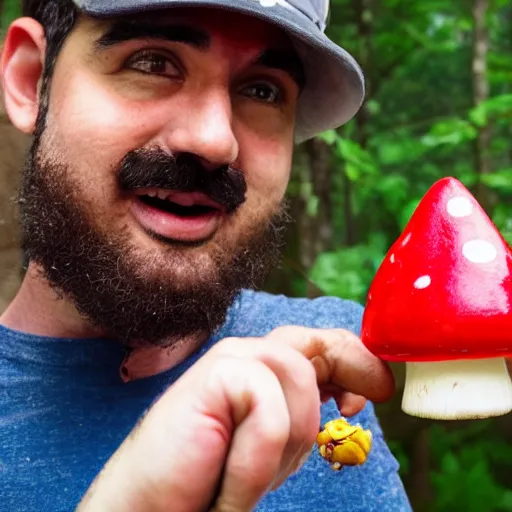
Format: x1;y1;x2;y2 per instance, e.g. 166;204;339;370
293;144;317;272
353;0;373;149
342;169;355;246
344;0;374;246
291;144;331;263
270;143;333;299
472;0;493;211
407;427;433;512
304;138;333;260
290;140;334;297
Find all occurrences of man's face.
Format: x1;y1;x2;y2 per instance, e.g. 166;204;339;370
21;8;301;345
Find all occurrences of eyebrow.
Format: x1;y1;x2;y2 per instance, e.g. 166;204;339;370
94;22;306;89
94;22;210;51
253;48;306;91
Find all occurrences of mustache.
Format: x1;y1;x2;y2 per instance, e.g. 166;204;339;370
118;148;247;213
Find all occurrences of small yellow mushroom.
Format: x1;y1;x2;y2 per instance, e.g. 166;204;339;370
326;420;358;441
316;418;372;471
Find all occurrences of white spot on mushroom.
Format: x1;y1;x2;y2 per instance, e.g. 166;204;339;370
414;275;431;289
402;233;411;246
462;239;497;264
390;254;395;263
447;196;473;218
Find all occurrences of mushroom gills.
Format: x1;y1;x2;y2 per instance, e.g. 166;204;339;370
402;358;512;420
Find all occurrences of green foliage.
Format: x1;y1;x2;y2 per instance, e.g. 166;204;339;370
1;0;21;31
429;423;512;511
309;237;386;303
492;204;512;245
386;440;411;477
299;0;512;308
421;118;477;147
286;0;512;509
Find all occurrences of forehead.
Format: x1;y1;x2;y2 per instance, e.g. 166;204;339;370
82;7;295;51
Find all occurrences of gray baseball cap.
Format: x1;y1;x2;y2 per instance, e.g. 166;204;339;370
74;0;365;142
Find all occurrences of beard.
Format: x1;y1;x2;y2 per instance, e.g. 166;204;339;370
18;135;290;348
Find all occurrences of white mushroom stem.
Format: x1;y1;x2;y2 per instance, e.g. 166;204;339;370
402;358;512;420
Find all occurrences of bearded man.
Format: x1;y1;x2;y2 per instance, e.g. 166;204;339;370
0;1;411;510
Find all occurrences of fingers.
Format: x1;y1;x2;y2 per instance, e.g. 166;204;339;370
265;326;395;403
210;358;290;512
337;392;368;416
319;385;367;416
254;346;321;485
210;325;392;509
212;340;321;489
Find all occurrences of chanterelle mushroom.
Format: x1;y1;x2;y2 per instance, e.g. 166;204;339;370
361;177;512;420
316;418;372;471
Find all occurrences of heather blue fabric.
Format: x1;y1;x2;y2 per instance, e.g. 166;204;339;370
0;290;412;511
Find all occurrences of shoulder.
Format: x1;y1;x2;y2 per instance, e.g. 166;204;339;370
231;290;365;338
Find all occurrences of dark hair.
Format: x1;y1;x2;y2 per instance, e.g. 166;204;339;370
22;0;79;135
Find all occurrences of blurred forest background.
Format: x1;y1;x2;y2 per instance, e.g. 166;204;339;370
2;0;512;510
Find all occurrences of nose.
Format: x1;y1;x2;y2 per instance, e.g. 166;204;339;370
164;92;239;169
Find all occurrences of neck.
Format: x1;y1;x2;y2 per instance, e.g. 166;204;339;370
1;263;210;378
0;263;106;339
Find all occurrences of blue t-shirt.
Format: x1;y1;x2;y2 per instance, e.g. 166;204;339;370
0;290;412;511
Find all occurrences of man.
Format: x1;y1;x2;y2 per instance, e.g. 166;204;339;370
0;0;412;510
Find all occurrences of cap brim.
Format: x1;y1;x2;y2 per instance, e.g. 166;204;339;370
77;0;365;142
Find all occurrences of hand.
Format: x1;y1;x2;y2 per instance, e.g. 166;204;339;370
77;327;394;512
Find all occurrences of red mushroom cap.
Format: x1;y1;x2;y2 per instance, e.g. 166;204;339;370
361;177;512;362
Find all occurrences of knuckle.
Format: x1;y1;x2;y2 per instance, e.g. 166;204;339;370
333;328;360;344
274;345;316;382
284;350;317;388
267;325;294;338
208;353;259;379
205;354;240;380
267;325;310;339
212;336;245;356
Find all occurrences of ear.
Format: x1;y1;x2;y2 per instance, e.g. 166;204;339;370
1;18;46;134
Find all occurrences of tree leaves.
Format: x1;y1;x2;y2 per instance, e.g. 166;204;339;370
0;0;21;32
285;2;512;509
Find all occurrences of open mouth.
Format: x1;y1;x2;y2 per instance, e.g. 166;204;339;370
135;189;223;218
138;195;218;217
131;188;226;242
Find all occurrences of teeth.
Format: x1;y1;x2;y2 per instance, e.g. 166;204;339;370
157;190;171;201
141;189;216;209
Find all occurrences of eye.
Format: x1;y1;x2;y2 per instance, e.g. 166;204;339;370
125;50;181;78
241;82;282;104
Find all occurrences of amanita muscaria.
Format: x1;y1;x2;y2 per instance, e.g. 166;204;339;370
362;177;512;420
